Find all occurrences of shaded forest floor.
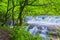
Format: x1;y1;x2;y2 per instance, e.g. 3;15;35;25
0;29;10;40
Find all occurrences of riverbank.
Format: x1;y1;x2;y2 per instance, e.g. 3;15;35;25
50;37;60;40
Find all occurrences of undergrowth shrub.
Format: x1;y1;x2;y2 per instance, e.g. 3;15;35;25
9;26;42;40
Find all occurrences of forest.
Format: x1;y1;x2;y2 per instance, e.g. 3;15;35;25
0;0;60;40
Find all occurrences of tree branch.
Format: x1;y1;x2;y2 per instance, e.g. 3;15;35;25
2;2;7;4
27;4;47;6
8;4;19;11
29;0;36;4
8;1;24;11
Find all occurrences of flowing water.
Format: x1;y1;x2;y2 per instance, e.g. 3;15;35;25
29;25;38;35
10;21;14;28
26;16;60;40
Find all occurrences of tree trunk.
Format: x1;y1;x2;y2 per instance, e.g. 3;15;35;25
18;0;28;26
12;0;14;26
2;0;9;26
18;6;24;26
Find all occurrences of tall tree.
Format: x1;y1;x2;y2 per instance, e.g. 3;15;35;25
12;0;14;26
18;0;28;26
3;0;9;26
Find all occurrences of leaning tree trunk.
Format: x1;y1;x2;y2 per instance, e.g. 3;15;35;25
18;4;24;26
18;0;28;26
2;0;9;26
12;0;14;26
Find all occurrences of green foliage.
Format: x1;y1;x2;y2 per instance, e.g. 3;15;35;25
47;32;53;37
0;0;60;25
1;0;60;17
56;28;60;34
1;0;60;40
9;26;42;40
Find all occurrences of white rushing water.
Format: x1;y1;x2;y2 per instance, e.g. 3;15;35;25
26;16;60;40
39;26;48;37
29;26;38;35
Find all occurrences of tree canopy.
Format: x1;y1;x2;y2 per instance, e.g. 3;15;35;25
0;0;60;26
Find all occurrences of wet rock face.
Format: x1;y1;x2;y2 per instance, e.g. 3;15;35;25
0;29;10;40
47;26;60;32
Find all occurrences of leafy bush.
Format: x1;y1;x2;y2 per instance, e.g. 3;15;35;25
56;28;60;33
56;28;60;36
9;26;42;40
47;32;53;37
